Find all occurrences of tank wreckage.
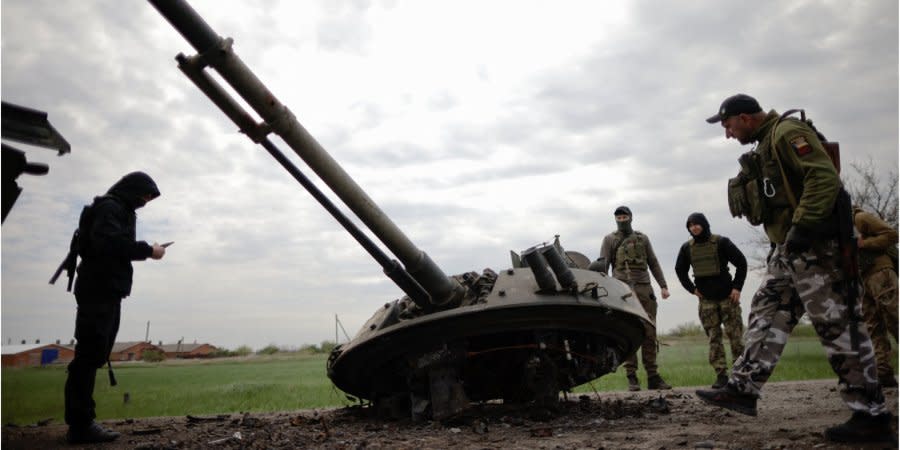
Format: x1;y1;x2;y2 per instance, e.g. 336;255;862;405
149;0;650;420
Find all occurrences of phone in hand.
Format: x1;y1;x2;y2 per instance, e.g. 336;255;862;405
160;241;174;248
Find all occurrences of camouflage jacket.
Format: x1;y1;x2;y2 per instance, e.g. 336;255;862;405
854;207;898;276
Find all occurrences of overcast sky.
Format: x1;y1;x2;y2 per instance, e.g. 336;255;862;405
2;0;897;351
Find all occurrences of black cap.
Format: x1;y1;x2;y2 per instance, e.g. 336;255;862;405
614;205;632;217
705;94;762;123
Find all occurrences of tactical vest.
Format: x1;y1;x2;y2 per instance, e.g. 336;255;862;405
689;234;721;278
727;110;834;229
614;232;648;272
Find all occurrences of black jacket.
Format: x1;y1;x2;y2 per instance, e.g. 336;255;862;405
674;213;747;300
74;172;160;301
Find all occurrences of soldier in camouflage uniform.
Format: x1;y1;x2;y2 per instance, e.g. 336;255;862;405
674;212;747;389
696;94;892;444
599;206;672;391
854;206;899;387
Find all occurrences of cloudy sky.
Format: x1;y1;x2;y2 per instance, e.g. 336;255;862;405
2;1;897;351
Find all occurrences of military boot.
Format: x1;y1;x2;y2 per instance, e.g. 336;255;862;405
711;373;729;389
66;422;121;444
647;374;671;390
695;385;757;416
879;374;898;388
626;373;641;392
824;411;896;443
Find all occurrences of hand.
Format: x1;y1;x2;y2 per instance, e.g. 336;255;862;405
660;287;670;299
729;289;741;304
857;236;865;248
151;243;166;260
785;225;812;255
693;289;703;300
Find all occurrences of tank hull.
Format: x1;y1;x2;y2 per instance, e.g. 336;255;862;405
328;268;650;418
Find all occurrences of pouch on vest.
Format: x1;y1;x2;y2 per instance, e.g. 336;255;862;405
689;235;721;278
727;151;767;226
615;233;648;271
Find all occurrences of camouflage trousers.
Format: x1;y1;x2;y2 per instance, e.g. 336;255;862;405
861;267;899;379
730;241;885;416
698;297;744;375
623;283;659;377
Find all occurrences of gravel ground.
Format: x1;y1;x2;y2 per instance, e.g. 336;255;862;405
3;379;897;449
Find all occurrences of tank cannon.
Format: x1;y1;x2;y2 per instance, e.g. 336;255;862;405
149;0;651;420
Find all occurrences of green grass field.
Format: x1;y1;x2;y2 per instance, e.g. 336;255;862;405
2;335;892;426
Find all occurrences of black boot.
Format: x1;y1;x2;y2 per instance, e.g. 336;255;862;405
695;384;757;416
879;374;898;388
647;374;672;390
626;373;641;392
711;373;729;389
66;422;121;444
824;411;896;443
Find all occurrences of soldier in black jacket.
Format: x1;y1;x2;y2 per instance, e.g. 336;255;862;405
675;213;747;389
64;172;167;444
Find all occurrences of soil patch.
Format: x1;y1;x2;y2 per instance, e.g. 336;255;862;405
3;380;896;449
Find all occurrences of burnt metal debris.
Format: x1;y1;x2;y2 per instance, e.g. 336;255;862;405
149;0;650;421
1;101;70;223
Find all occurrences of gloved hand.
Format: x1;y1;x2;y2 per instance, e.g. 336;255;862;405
785;225;812;254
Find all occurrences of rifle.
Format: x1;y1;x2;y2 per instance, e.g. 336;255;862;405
834;188;861;350
49;229;79;291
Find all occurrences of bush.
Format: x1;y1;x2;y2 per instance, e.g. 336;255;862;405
232;346;253;357
257;345;280;355
209;346;254;358
298;344;318;355
319;340;337;354
141;350;166;362
665;322;705;338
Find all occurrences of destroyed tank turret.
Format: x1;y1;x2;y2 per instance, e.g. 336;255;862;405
150;0;651;421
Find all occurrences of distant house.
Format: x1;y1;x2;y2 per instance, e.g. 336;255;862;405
160;342;217;359
1;343;75;368
109;341;165;362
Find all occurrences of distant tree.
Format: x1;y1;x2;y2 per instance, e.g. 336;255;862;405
233;345;253;357
141;350;165;362
664;322;704;338
298;344;318;355
319;340;337;354
845;158;898;228
257;344;280;355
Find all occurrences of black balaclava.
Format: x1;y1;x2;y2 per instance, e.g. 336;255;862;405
686;212;711;242
614;205;633;235
107;171;160;209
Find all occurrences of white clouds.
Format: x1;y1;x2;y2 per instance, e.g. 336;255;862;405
2;0;897;350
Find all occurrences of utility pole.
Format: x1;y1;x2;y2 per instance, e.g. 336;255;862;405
335;315;350;343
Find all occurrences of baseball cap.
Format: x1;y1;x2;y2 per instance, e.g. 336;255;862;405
614;205;632;217
705;94;762;123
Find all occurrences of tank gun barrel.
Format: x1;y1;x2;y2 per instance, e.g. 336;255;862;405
148;0;465;307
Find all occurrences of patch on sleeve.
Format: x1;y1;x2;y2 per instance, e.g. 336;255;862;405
790;136;812;156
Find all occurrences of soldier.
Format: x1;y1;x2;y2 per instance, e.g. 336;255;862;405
854;206;899;387
64;172;167;444
674;212;747;389
697;94;892;443
598;205;672;391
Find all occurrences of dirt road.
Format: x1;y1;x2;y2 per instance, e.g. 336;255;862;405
3;380;896;449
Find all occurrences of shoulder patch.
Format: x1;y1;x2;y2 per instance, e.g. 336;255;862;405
790;136;812;156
